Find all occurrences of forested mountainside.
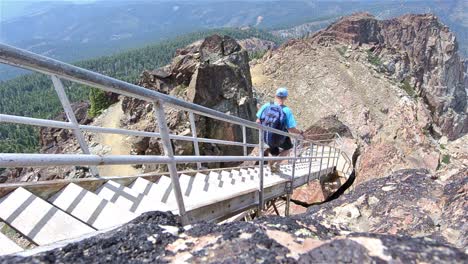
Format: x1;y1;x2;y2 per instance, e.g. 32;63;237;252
0;28;281;154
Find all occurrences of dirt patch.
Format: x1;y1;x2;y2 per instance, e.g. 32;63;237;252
95;101;142;177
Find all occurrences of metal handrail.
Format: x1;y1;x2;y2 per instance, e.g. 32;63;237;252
0;43;351;223
0;43;294;139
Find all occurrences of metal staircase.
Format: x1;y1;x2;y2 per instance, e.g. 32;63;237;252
0;43;353;256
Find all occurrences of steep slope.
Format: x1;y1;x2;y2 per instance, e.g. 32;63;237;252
309;13;467;140
251;13;467;184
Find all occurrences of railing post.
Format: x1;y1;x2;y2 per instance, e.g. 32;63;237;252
242;125;247;157
285;137;298;217
257;128;264;216
153;99;188;224
317;145;325;181
188;112;202;170
307;142;313;183
51;75;99;176
314;141;319;161
326;141;333;173
335;134;342;167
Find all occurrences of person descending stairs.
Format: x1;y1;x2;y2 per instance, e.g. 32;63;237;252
256;87;304;172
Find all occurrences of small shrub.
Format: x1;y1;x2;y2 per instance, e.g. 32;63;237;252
442;154;451;164
88;88;113;118
400;79;417;97
366;51;382;66
173;85;187;97
440;144;446;150
248;50;267;61
336;46;347;57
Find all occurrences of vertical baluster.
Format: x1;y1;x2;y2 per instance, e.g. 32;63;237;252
188;112;202;170
258;129;264;215
317;145;325;181
326;141;334;173
332;141;338;168
51;75;99;176
285;137;298;217
335;138;341;168
315;142;319;161
153;100;187;224
335;134;342;168
242;126;247;157
307;142;313;183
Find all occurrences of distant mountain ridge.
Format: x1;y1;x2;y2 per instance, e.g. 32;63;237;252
1;0;466;81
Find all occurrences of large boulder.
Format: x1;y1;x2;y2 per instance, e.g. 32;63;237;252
122;35;257;171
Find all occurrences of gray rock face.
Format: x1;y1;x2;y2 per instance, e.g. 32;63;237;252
311;13;467;140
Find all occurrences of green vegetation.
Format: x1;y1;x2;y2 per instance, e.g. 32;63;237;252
366;51;382;66
336;46;347;57
88;88;113;118
249;50;268;61
400;79;417;98
0;28;282;154
442;154;451;165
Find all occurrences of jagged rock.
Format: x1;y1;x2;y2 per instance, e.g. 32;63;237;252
310;13;467;140
439;170;468;248
39;101;92;152
122;34;257;171
3;102;97;182
238;37;276;53
251;13;467;185
305;169;468;249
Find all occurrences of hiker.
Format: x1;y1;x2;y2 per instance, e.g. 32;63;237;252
256;87;303;172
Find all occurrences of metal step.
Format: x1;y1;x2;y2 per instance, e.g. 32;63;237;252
49;183;137;230
161;174;196;207
0;187;95;245
0;232;23;256
129;176;173;205
95;180;170;215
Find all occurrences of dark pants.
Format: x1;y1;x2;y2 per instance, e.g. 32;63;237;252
268;137;293;156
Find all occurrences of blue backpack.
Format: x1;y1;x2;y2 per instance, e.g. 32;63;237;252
260;102;287;147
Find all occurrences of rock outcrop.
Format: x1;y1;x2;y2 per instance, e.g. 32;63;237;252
250;13;467;185
2;169;466;263
238;37;276;53
122;35;257;171
0;102;95;182
306;169;467;249
310;13;467;140
39;101;93;154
